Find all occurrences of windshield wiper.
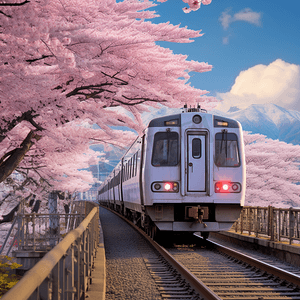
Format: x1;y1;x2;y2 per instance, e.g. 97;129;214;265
220;129;228;158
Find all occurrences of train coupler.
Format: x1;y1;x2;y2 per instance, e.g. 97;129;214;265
185;205;208;228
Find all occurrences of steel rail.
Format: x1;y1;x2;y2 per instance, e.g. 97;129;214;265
2;206;99;300
102;206;222;300
206;238;300;287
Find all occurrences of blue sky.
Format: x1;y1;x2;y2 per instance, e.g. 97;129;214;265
150;0;300;112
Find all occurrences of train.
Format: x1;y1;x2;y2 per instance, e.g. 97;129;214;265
98;105;246;241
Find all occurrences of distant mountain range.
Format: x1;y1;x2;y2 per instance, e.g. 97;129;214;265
88;103;300;181
141;103;300;145
211;103;300;145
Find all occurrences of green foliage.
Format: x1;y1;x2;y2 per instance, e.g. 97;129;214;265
0;256;22;298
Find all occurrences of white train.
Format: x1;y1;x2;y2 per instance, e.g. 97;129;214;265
98;105;246;240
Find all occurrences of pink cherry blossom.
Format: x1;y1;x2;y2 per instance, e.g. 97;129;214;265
0;0;215;204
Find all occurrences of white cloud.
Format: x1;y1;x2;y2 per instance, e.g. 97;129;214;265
216;59;300;112
234;8;262;26
219;9;232;30
219;8;262;30
222;36;230;45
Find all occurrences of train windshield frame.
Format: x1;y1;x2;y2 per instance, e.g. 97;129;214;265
152;132;179;167
215;132;240;167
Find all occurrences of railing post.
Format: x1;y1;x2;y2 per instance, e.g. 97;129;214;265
82;230;87;296
297;210;300;240
52;262;61;300
289;207;295;245
25;215;29;249
254;207;258;237
268;206;274;241
75;238;81;300
249;207;253;235
79;233;85;299
246;207;249;235
32;214;36;251
86;226;91;289
240;208;244;234
65;246;76;300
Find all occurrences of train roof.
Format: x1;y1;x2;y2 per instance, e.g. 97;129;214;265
148;112;240;128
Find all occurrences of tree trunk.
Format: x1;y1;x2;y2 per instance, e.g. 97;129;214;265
0;130;38;183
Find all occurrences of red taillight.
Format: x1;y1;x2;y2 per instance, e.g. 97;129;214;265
222;183;229;191
215;181;241;193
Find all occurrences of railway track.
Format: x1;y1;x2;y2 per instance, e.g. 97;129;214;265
101;206;300;300
167;241;300;300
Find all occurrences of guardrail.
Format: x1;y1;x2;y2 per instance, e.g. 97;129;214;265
2;201;100;300
0;201;95;256
233;206;300;245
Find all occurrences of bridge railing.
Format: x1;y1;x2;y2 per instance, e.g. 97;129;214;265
2;201;100;300
0;200;96;256
18;213;84;251
232;206;300;245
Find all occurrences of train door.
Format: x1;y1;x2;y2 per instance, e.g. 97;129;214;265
139;135;145;206
112;171;116;209
187;133;207;192
120;158;124;214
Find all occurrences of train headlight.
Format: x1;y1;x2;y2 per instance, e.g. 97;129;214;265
154;183;161;190
192;115;202;124
151;182;179;193
215;181;241;193
164;183;172;191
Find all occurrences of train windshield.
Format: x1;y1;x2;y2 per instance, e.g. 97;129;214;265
152;132;179;166
215;132;240;167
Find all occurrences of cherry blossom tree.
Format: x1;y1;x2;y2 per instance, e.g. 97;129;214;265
243;132;300;208
0;0;215;206
155;0;212;13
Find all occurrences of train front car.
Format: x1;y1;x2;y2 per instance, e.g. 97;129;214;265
142;108;246;239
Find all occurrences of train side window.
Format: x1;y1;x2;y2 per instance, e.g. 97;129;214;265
152;132;179;166
122;165;126;182
192;138;201;159
215;132;240;167
132;155;135;177
128;161;130;179
135;151;139;176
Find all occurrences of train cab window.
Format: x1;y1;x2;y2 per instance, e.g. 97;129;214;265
215;132;240;167
192;138;202;159
152;132;179;166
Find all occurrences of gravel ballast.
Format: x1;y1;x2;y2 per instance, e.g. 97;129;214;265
99;207;163;300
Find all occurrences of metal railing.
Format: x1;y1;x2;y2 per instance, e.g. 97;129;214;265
20;213;84;250
0;201;95;255
232;206;300;245
2;201;100;300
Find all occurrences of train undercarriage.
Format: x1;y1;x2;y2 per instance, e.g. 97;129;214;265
101;201;241;245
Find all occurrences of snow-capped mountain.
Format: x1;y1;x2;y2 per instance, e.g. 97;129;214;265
211;103;300;145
